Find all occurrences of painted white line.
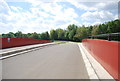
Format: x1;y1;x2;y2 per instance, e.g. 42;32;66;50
78;43;99;79
78;43;114;80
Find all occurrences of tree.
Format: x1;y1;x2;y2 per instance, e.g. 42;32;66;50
67;24;77;41
50;29;58;40
107;21;114;33
87;26;93;36
1;19;120;41
56;28;65;40
75;26;88;41
27;33;32;38
15;31;23;38
40;31;50;40
0;34;2;38
2;32;15;38
30;32;40;39
101;23;108;34
45;31;50;40
91;25;101;35
22;34;29;38
64;31;69;40
68;29;76;40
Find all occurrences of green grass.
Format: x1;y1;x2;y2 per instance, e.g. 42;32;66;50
53;40;69;43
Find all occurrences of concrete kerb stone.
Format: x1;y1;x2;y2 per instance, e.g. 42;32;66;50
78;43;99;80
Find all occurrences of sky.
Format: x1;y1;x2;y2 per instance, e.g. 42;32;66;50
0;0;119;34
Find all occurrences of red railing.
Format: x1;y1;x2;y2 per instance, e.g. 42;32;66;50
0;38;52;49
82;39;119;80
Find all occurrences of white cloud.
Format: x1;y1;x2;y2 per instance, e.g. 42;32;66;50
0;0;119;34
4;0;120;2
54;8;78;24
30;8;50;18
0;22;15;33
65;0;118;24
68;1;118;11
81;11;116;22
0;0;10;14
66;1;97;11
10;6;23;12
79;21;102;26
0;0;80;34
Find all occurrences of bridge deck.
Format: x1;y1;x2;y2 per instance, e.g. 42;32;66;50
2;43;89;79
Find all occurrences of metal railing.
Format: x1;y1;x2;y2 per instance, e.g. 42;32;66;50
89;33;120;41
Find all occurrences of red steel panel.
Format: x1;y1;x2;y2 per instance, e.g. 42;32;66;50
1;38;51;49
82;39;119;80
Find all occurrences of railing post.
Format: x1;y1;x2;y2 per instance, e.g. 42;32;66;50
108;34;112;41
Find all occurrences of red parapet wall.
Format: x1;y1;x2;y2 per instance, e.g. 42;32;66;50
0;38;52;49
82;39;119;80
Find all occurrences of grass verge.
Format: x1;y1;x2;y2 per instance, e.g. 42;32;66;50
53;40;69;43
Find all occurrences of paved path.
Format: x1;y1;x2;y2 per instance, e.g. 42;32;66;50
2;43;89;79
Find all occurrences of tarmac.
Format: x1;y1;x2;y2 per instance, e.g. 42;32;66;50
0;42;115;80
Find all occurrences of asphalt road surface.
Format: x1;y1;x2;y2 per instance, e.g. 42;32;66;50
2;43;89;79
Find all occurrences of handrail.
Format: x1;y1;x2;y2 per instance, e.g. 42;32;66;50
89;33;120;41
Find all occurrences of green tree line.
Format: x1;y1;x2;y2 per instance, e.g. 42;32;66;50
2;19;120;41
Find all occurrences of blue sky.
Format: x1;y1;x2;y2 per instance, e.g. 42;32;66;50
0;0;119;34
